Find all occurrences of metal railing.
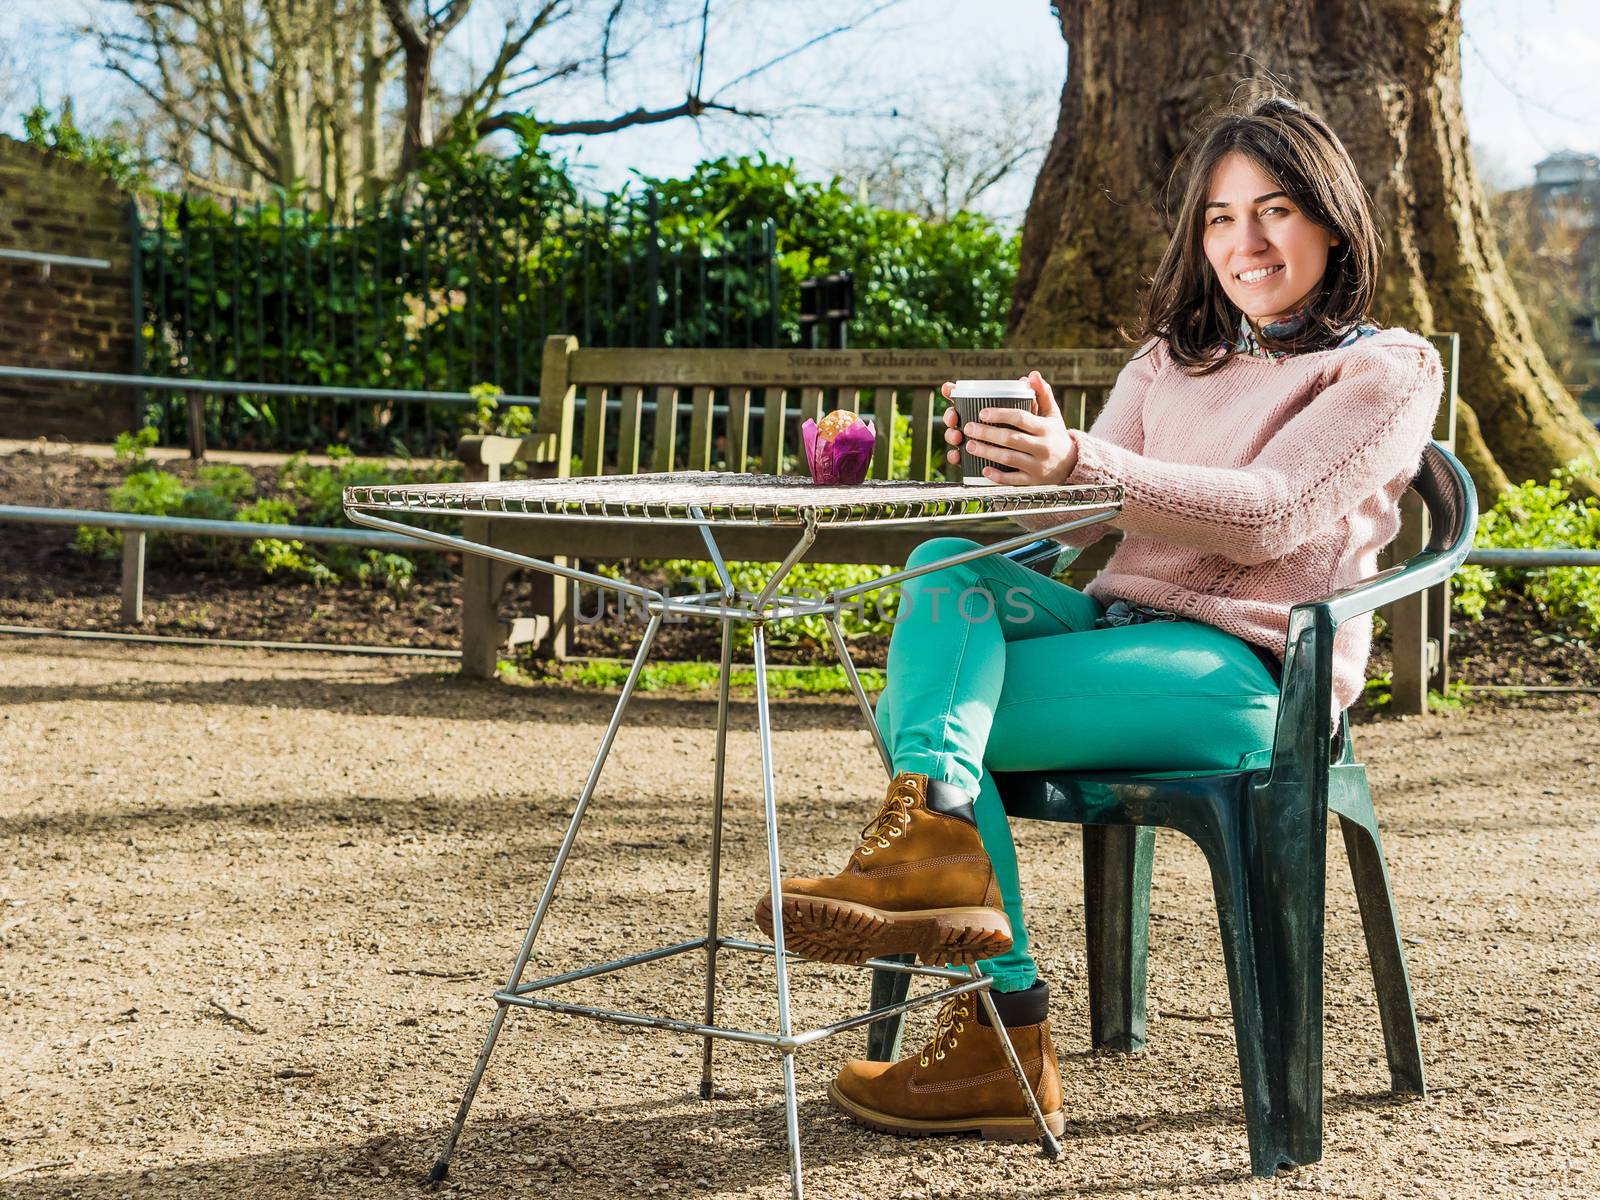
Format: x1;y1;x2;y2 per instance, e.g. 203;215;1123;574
1;503;1595;661
0;363;821;466
0;504;438;625
1458;548;1600;567
0;247;112;270
0;363;536;461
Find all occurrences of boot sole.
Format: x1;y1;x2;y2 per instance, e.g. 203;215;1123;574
754;893;1012;966
827;1080;1065;1141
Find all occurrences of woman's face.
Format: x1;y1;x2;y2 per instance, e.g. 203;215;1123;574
1201;151;1340;327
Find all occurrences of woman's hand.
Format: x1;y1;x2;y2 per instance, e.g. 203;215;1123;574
940;371;1079;485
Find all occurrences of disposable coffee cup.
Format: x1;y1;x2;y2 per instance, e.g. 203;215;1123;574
949;379;1036;485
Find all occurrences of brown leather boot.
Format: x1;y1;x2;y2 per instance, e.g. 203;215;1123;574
753;771;1011;965
829;984;1065;1140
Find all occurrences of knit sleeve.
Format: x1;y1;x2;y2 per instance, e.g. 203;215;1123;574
1012;342;1157;546
1066;340;1442;566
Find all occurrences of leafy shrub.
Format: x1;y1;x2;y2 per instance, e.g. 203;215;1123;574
72;437;457;587
612;557;899;653
113;427;161;466
23;100;152;192
642;155;1017;350
1452;462;1600;636
131;149;1017;455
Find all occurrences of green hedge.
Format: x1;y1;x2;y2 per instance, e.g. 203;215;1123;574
1452;462;1600;637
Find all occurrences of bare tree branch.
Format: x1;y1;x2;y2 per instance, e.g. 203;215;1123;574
480;0;895;143
691;0;710;100
599;0;627;84
481;93;764;138
710;0;904;97
441;0;567;139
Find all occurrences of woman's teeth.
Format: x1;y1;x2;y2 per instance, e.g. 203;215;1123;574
1238;265;1283;284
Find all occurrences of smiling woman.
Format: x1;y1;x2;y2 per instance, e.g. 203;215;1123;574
1140;96;1384;369
1202;157;1341;326
760;94;1449;1149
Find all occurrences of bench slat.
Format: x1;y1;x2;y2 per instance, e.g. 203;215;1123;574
872;387;896;479
687;386;715;471
617;385;645;475
726;387;752;472
909;387;935;482
799;386;825;428
581;386;609;476
760;387;788;473
652;386;680;472
564;346;1128;387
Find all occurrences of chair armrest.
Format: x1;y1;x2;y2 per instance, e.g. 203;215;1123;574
1264;545;1469;756
1292;439;1479;629
1295;544;1470;630
1003;539;1062;576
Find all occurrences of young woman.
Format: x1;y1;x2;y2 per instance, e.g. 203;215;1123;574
754;96;1445;1140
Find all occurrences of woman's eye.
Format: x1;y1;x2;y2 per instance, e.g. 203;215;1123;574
1208;214;1230;226
1260;206;1290;218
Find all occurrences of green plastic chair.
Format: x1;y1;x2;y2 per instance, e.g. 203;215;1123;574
863;441;1477;1178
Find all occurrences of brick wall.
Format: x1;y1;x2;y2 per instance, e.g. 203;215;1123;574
0;136;137;441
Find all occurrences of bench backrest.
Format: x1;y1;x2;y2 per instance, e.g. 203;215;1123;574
461;333;1458;485
460;335;1129;482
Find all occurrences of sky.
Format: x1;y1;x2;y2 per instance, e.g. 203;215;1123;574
3;0;1597;217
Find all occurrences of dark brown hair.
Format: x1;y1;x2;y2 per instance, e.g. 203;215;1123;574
1136;95;1382;372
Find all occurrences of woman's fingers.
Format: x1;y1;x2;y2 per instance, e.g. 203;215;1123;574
974;406;1044;435
983;462;1036;484
1026;371;1060;418
962;418;1037;451
940;381;955;399
963;435;1027;469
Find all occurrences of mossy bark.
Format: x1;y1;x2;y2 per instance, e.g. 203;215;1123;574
1012;0;1600;505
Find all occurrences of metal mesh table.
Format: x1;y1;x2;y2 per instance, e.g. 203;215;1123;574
345;472;1121;1197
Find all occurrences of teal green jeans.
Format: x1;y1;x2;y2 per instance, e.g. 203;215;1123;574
873;537;1282;992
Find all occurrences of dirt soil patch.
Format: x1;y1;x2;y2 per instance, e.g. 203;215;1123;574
2;641;1598;1199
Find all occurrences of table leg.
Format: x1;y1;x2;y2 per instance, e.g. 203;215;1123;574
824;614;892;777
753;623;805;1200
430;612;664;1183
971;965;1063;1159
699;613;734;1099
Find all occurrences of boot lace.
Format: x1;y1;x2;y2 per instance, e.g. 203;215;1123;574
855;778;919;857
918;995;971;1067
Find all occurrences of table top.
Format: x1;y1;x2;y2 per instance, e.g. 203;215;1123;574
343;471;1122;529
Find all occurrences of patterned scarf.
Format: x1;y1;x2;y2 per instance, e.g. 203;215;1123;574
1235;308;1378;360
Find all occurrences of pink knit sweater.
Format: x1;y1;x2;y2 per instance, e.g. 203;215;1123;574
1033;327;1443;720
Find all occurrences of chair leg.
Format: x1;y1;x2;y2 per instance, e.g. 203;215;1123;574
865;955;915;1061
1245;787;1328;1172
1082;824;1153;1052
1338;811;1426;1095
1199;820;1289;1178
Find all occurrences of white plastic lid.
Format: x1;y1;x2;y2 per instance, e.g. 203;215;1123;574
948;379;1034;400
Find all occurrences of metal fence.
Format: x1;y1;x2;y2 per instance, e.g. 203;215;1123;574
133;191;781;456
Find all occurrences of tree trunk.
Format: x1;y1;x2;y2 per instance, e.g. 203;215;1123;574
396;44;433;182
358;2;388;203
1012;0;1600;504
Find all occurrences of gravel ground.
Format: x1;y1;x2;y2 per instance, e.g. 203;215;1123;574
2;640;1598;1200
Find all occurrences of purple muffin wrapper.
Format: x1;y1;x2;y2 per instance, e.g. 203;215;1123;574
802;417;877;486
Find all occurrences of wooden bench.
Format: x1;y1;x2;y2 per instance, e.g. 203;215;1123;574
457;333;1461;717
